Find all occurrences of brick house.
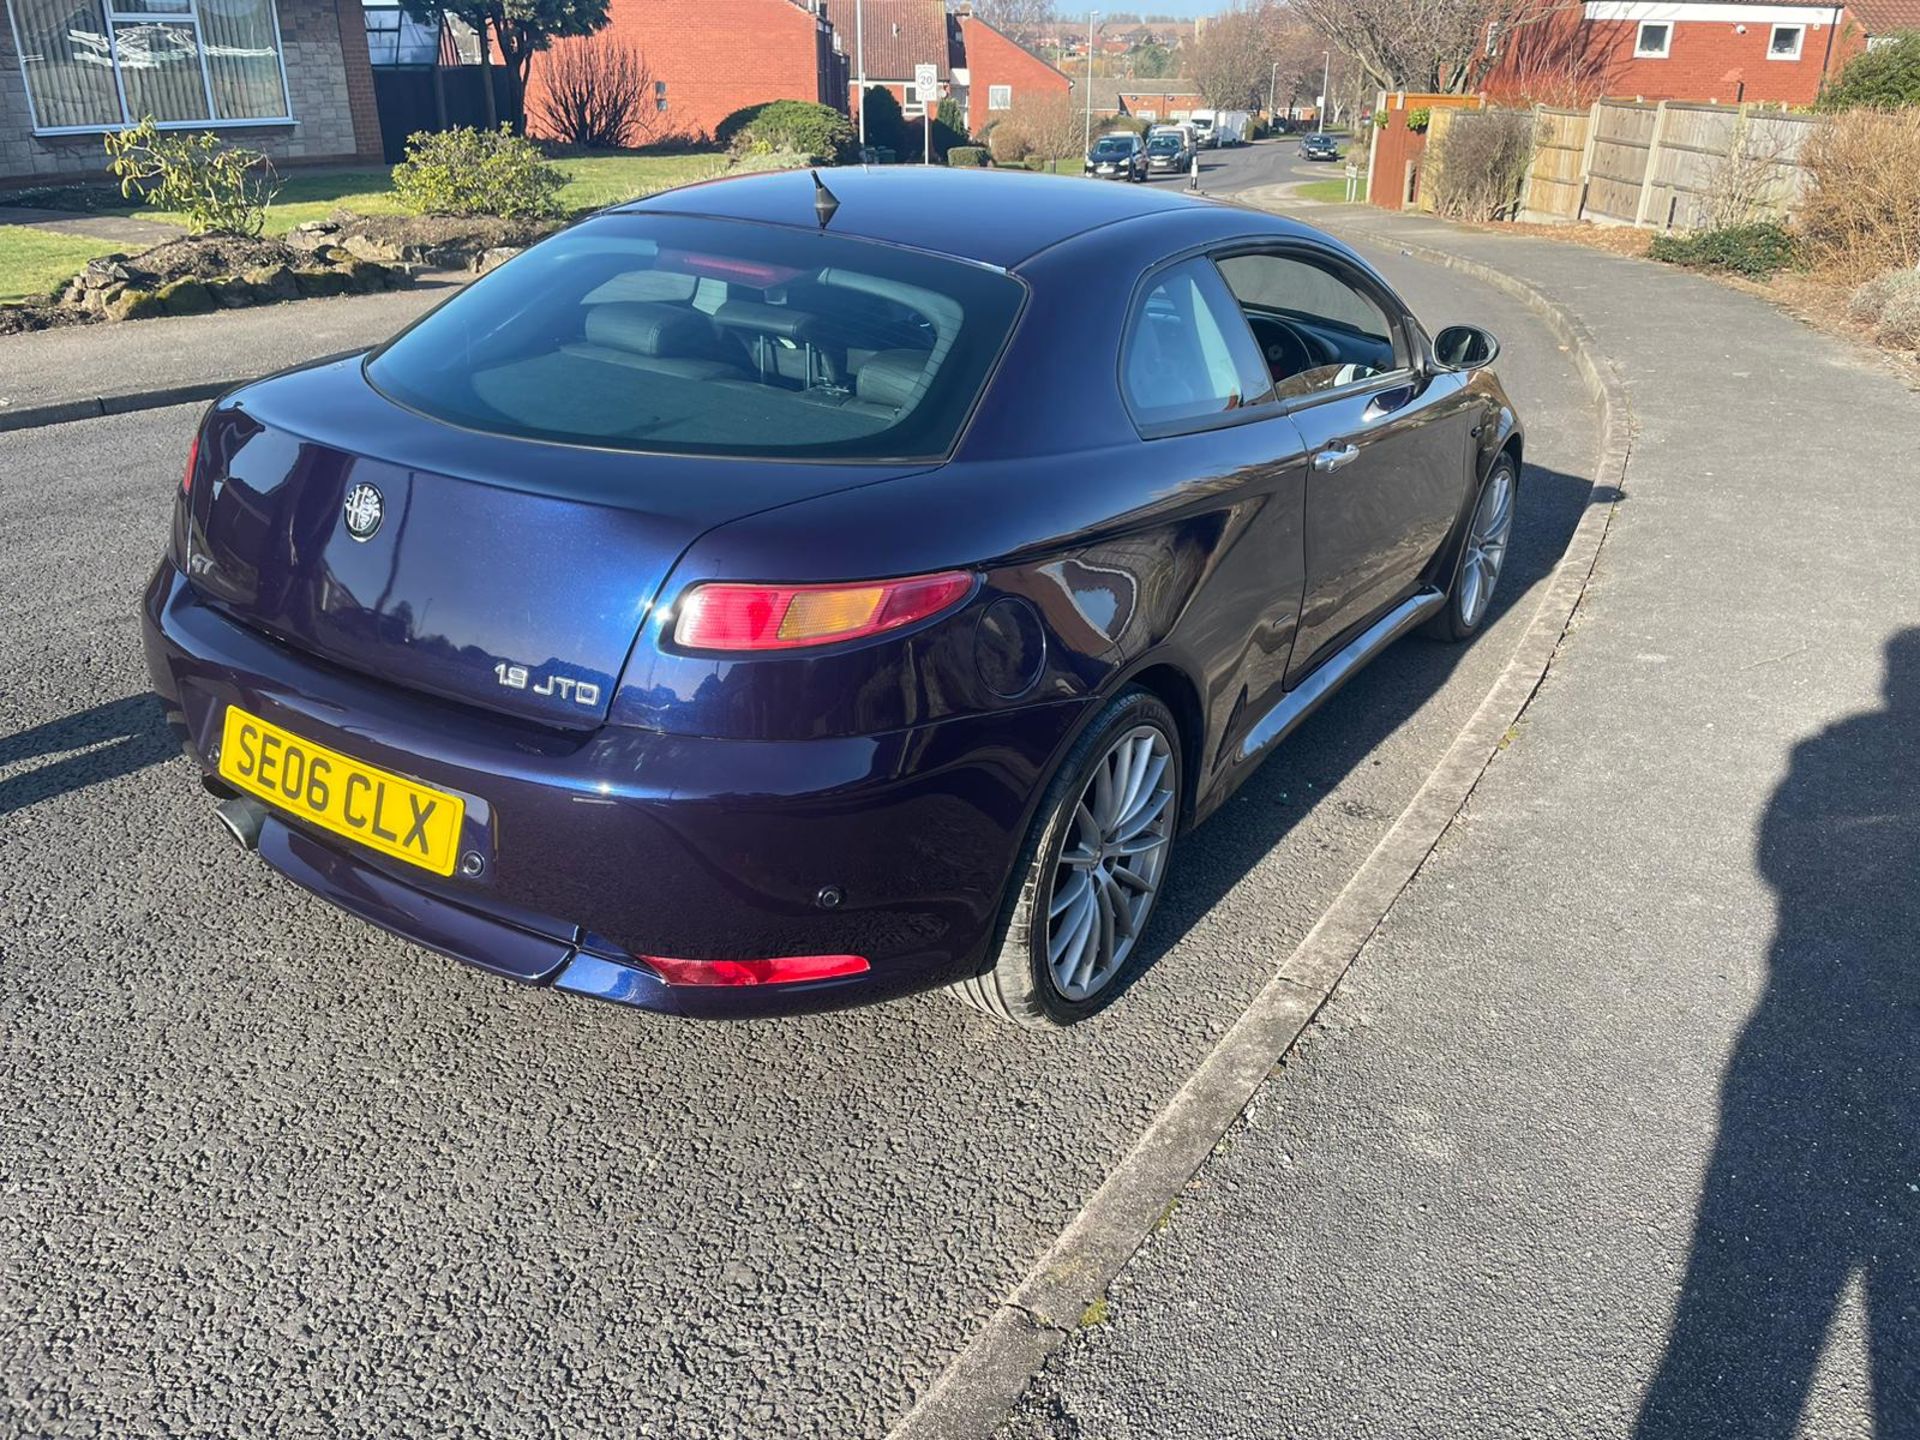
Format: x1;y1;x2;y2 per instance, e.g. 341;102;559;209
822;0;954;120
1090;78;1205;120
1486;0;1914;105
2;0;381;187
525;0;845;145
956;9;1070;135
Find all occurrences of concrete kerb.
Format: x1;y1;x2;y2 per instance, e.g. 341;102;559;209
0;381;239;434
886;219;1636;1440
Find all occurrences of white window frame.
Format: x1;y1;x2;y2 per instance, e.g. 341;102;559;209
988;83;1011;110
4;0;295;136
1767;22;1804;58
1634;19;1672;55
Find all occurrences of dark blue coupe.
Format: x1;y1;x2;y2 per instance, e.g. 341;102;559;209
143;166;1520;1028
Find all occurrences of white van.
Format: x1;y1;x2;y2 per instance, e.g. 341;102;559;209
1189;111;1218;148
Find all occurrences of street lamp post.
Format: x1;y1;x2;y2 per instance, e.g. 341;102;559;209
1268;60;1277;120
1317;49;1330;133
856;0;867;152
1083;10;1097;159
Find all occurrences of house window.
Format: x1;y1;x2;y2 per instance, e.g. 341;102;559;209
1768;23;1804;58
655;80;667;111
1634;20;1671;56
988;83;1011;110
6;0;292;132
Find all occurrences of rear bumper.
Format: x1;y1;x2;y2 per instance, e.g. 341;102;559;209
142;562;1089;1017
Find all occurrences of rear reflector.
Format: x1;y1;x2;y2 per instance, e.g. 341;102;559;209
673;571;973;652
182;431;201;496
643;953;870;987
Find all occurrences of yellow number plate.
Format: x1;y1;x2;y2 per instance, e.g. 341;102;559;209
217;706;465;876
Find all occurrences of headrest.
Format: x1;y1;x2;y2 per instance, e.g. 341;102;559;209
583;302;711;358
712;299;820;343
855;350;927;410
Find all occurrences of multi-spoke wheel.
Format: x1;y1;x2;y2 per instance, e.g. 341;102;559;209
954;689;1182;1028
1428;451;1519;642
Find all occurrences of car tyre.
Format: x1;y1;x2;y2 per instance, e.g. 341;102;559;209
1425;450;1518;642
953;687;1182;1029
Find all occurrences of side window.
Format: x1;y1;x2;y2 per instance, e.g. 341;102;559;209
1215;252;1404;400
1121;258;1272;431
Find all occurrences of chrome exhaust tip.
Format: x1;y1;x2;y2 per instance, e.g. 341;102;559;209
215;794;268;852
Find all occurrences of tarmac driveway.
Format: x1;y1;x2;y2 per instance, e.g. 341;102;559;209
0;254;1598;1438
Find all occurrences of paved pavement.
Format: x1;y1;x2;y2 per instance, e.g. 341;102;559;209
0;280;454;426
0;238;1598;1431
0;207;183;247
1000;204;1920;1438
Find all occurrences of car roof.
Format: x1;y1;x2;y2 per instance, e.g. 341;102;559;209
617;165;1215;270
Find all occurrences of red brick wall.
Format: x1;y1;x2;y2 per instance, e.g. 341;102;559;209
525;0;840;145
1485;5;1866;105
959;16;1070;135
1578;14;1860;103
334;0;385;162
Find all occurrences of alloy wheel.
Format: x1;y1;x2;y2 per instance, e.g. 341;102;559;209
1458;463;1515;629
1045;725;1176;1001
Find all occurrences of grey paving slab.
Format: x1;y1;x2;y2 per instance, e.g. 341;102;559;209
0;281;454;425
1001;205;1919;1440
0;246;1597;1436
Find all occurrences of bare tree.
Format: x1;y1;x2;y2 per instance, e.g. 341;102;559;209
1190;1;1279;109
974;0;1057;52
1013;92;1086;168
531;36;658;148
1287;0;1578;95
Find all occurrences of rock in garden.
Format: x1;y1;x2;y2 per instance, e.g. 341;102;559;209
105;288;164;322
243;265;301;302
156;279;215;316
475;246;522;275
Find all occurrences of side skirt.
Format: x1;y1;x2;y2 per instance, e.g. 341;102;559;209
1236;586;1447;766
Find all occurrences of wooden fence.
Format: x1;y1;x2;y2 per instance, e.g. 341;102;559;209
1517;98;1821;230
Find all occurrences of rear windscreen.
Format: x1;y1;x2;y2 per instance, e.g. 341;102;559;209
364;212;1025;461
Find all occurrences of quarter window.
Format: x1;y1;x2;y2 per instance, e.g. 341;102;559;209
989;83;1011;110
1768;23;1803;58
1214;252;1403;400
6;0;292;130
1635;20;1671;56
1121;258;1272;430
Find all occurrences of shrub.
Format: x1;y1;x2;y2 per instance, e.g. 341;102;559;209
1796;107;1920;281
1848;267;1920;325
725;147;814;175
986;117;1032;165
391;126;568;219
1648;221;1799;278
1817;30;1920;111
531;38;658;149
946;145;989;167
1406;107;1432;133
1101;114;1149;138
1428;109;1536;222
936;96;970;144
860;85;907;155
1878;288;1920;350
719;100;856;164
103;118;277;237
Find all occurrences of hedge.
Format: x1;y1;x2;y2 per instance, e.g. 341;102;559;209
946;146;989;167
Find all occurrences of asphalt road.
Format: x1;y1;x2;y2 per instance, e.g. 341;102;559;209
0;242;1597;1437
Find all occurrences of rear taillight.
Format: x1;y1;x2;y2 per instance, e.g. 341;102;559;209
672;570;973;652
644;954;870;987
182;431;201;496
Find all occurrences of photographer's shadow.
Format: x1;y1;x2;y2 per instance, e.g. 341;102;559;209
1636;629;1920;1438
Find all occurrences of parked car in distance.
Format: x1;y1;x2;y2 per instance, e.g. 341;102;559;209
1085;131;1146;181
1301;132;1341;161
143;167;1520;1029
1145;129;1192;177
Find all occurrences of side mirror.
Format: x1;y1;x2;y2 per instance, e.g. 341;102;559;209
1431;323;1500;372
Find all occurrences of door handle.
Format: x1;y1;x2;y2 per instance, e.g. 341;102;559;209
1312;445;1359;473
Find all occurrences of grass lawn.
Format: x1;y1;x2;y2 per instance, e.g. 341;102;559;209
133;151;729;233
0;226;128;304
1296;176;1365;204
